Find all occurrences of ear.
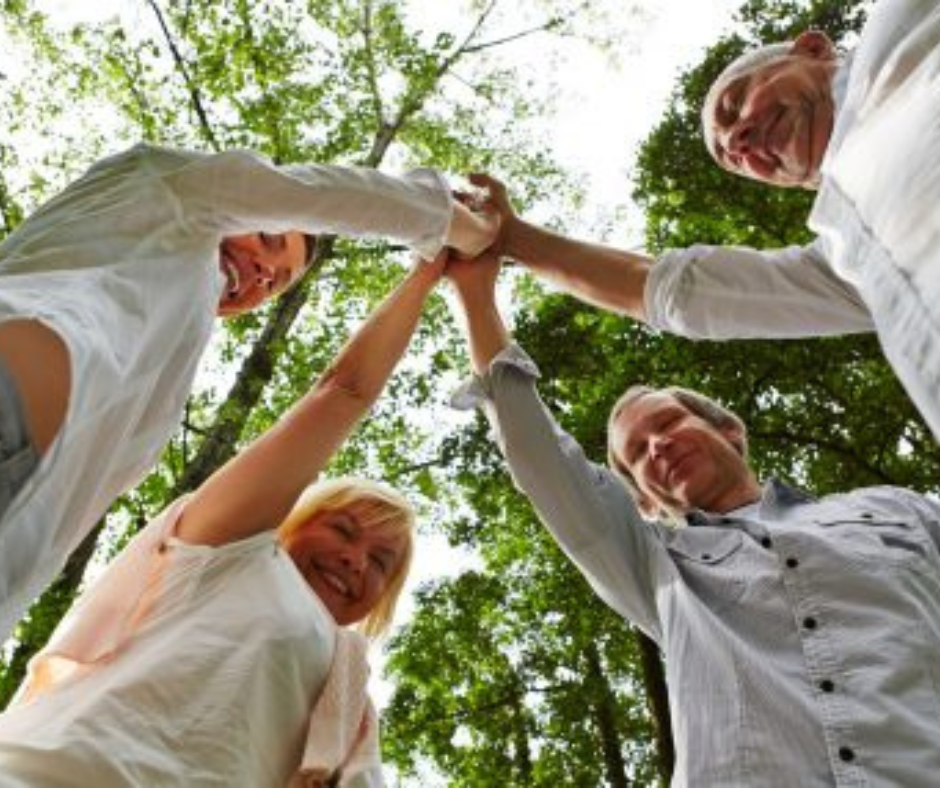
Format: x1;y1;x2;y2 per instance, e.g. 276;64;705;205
791;30;836;61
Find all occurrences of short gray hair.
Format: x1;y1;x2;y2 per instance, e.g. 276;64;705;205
606;385;748;505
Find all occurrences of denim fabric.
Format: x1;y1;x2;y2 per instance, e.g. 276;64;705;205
0;357;39;522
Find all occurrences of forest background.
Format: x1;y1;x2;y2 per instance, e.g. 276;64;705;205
1;0;929;785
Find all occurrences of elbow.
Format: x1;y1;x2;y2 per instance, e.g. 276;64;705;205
315;365;376;407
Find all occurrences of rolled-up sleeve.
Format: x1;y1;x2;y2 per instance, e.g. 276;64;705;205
645;241;875;339
165;150;452;258
452;344;664;640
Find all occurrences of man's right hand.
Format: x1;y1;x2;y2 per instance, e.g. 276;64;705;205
466;173;519;259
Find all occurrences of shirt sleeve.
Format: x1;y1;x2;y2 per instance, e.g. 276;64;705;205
452;344;665;640
645;241;876;339
162;149;453;259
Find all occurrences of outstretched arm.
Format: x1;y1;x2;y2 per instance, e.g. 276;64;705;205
445;252;663;637
446;250;510;374
471;173;653;320
177;254;447;547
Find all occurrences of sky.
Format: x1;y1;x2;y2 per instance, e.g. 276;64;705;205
13;0;740;741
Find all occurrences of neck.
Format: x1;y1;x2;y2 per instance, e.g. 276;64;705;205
710;476;763;514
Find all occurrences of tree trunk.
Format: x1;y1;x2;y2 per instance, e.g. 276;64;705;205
635;630;674;785
584;641;629;788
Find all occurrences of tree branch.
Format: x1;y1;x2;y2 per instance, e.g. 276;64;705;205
145;0;220;151
359;0;387;126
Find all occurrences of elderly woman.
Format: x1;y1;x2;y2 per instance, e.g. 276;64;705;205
0;253;450;786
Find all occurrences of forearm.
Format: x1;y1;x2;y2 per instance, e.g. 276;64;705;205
504;218;653;320
453;284;511;375
319;267;436;401
181;265;437;545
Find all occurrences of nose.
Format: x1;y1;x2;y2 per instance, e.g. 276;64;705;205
725;120;757;155
340;548;368;576
649;432;673;460
254;261;276;289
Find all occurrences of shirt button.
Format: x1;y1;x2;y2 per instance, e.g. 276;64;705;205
819;679;835;693
802;617;818;630
785;557;799;569
860;512;873;520
701;553;712;560
760;536;773;549
838;746;855;762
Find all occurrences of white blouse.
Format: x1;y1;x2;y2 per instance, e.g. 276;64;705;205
0;521;337;786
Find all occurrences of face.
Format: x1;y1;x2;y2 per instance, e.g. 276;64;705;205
611;393;755;517
216;230;308;317
704;32;837;189
282;508;406;626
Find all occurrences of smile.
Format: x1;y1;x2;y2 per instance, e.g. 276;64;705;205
319;568;353;598
222;259;241;297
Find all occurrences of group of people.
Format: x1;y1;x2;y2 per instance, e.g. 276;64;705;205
0;0;937;784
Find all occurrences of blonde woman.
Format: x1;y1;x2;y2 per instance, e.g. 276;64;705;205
0;253;451;786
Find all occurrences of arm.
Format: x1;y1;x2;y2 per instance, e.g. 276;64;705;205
165;149;496;258
176;254;446;547
471;173;653;320
447;254;664;637
646;241;875;338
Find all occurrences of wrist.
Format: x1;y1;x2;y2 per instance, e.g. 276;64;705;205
454;281;497;307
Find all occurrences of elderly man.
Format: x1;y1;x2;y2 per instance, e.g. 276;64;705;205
476;0;940;443
0;142;496;641
448;251;940;786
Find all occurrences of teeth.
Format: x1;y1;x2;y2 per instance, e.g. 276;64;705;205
225;261;240;296
322;571;350;597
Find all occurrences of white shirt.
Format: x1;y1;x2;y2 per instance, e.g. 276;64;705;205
0;504;337;786
645;0;940;441
0;143;452;641
456;344;940;787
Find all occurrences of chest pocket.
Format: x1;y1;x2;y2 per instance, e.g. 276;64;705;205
666;529;746;611
814;511;937;574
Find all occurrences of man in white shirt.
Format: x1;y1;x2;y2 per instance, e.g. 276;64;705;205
448;250;940;787
0;142;496;640
477;0;940;442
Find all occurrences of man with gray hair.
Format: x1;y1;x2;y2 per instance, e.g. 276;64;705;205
475;0;940;444
448;249;940;786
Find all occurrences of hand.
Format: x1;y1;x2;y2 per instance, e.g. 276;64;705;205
466;173;518;258
444;248;501;300
408;247;449;290
447;199;501;259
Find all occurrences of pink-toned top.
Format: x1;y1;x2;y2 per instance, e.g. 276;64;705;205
0;499;381;787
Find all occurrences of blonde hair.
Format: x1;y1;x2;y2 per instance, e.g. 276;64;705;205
606;385;748;517
278;476;415;639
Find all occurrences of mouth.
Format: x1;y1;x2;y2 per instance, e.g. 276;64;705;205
220;254;243;301
318;567;354;599
666;452;696;486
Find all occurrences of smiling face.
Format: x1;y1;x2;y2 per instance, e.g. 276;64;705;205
702;31;838;189
610;392;759;518
216;230;309;317
282;507;407;627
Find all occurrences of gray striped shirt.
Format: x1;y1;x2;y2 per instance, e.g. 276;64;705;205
454;344;940;787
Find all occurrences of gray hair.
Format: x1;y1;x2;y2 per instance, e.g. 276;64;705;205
606;385;748;510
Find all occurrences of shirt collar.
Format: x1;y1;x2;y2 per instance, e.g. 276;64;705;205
684;478;814;526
